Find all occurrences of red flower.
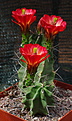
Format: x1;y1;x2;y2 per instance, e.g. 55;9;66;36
12;8;36;34
20;44;50;74
37;15;67;40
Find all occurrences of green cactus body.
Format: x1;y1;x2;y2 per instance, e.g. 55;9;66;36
18;49;55;115
18;33;55;115
22;85;54;115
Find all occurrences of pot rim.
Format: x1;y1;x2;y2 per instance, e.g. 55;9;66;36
58;110;72;121
0;109;27;121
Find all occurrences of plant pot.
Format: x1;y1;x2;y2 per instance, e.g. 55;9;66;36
0;109;27;121
58;110;72;121
0;80;72;121
54;80;72;90
0;83;18;98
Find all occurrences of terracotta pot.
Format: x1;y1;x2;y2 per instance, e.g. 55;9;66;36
0;83;18;98
0;80;72;121
54;80;72;90
0;109;27;121
58;110;72;121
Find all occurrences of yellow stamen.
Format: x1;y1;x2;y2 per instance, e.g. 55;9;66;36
22;9;26;15
54;17;58;23
33;47;38;54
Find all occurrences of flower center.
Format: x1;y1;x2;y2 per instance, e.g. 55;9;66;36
54;17;58;23
33;47;38;54
22;9;26;15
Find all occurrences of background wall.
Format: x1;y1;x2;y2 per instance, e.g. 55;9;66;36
0;0;72;91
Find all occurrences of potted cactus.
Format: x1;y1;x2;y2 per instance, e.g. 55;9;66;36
0;80;72;121
0;8;72;121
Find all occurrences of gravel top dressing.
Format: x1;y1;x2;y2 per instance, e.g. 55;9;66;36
0;84;72;121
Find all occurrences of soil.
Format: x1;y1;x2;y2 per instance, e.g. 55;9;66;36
0;84;72;121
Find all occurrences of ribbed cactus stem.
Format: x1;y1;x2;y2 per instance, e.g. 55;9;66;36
18;35;55;115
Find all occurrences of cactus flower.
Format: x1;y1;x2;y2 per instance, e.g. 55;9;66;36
37;14;67;40
12;8;36;34
20;44;50;74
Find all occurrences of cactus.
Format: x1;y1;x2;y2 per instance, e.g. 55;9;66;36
22;84;54;115
17;30;56;115
12;8;67;116
18;48;55;115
